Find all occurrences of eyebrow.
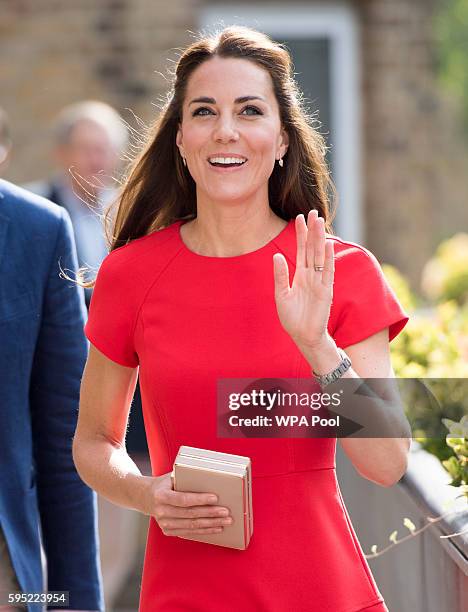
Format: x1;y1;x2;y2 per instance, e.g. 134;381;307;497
188;95;266;105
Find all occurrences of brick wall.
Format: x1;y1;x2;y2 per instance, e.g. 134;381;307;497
356;0;468;285
0;0;199;184
1;0;467;287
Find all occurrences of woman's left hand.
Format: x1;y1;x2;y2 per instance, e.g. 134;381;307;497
273;211;335;351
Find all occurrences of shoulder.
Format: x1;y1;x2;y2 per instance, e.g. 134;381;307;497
328;236;389;304
86;222;182;366
22;178;51;199
327;234;384;283
0;179;67;232
103;221;180;271
0;180;73;266
327;234;379;265
326;235;409;346
94;221;182;297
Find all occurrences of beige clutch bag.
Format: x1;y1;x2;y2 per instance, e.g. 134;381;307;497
171;445;253;550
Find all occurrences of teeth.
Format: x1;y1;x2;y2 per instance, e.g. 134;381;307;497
209;157;246;165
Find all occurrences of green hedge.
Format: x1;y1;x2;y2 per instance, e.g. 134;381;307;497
382;233;468;468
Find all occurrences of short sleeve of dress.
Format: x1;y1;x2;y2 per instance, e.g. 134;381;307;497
330;242;409;349
84;250;140;367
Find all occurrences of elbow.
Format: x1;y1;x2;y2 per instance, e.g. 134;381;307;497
377;452;409;488
72;434;98;492
378;471;405;488
72;435;81;473
72;433;88;481
363;440;410;488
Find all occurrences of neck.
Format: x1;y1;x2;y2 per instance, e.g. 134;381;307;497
180;206;288;258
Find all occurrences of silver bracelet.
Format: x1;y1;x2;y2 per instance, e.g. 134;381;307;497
312;348;352;388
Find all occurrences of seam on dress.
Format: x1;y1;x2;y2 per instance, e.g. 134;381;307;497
343;597;386;612
271;235;296;268
328;235;380;259
139;298;175;463
287;350;303;472
107;223;177;256
252;466;335;479
335;478;384;600
149;395;175;463
130;239;186;359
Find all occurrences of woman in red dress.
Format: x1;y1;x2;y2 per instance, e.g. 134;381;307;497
73;26;410;611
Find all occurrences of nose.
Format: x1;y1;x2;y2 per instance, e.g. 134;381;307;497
212;114;239;144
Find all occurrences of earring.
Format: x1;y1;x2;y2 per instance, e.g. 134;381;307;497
182;156;187;167
278;157;284;168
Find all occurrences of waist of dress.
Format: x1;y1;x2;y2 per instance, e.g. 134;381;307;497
252;465;335;478
151;437;337;478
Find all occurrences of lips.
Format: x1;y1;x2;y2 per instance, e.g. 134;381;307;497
207;155;248;168
208;153;247;166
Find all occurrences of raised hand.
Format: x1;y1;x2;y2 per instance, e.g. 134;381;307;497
273;211;334;351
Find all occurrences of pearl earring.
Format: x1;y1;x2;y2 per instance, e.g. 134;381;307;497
278;157;284;168
182;156;187;167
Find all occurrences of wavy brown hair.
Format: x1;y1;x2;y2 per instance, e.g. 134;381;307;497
79;26;337;288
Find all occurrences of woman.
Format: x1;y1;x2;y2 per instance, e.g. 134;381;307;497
73;26;410;611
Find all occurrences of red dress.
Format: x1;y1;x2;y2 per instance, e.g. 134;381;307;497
85;219;408;612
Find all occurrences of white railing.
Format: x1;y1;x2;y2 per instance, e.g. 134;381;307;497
336;441;468;612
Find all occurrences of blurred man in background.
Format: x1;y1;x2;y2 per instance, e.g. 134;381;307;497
27;100;128;306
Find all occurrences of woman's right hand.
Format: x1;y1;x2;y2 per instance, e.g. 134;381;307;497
146;472;233;537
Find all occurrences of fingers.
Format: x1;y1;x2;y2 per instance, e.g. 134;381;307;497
151;473;233;538
310;211;325;270
295;214;308;268
158;488;219;508
305;210;317;269
273;252;290;298
295;211;326;271
155;504;229;520
297;210;333;280
162;526;224;537
158;515;233;534
155;505;233;537
321;240;334;288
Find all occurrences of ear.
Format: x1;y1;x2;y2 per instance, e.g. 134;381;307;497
277;127;289;159
176;124;184;155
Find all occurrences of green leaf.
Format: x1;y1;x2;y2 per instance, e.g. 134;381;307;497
445;436;463;449
443;456;462;479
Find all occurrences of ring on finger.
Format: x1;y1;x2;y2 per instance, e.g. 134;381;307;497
314;265;324;272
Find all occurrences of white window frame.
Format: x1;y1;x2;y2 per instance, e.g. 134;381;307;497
199;2;363;243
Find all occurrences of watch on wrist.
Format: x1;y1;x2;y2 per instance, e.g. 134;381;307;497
312;348;352;388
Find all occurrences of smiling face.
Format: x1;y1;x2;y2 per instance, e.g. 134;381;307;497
176;56;289;209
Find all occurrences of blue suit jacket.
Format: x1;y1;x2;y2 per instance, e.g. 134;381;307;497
0;180;103;611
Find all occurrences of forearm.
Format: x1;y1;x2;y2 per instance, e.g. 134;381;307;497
297;334;411;486
73;436;153;515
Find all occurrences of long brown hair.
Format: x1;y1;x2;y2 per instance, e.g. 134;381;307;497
81;26;337;287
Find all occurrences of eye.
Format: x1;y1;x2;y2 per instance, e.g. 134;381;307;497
241;106;262;116
192;107;213;117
